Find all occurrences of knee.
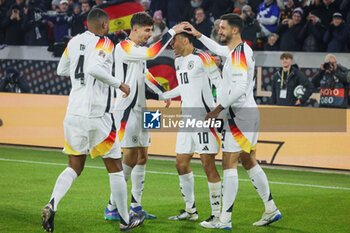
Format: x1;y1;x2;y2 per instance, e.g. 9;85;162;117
241;159;256;170
175;160;189;173
137;156;147;165
71;166;84;176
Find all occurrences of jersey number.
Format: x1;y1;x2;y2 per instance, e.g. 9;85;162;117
180;72;189;84
75;55;85;85
198;132;209;144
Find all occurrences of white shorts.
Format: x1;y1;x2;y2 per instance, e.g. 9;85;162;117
221;107;259;153
114;109;150;148
175;130;220;155
63;113;121;159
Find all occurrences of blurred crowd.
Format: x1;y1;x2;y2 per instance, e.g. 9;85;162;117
0;0;349;52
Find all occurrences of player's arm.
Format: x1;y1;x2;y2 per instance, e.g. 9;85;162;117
86;39;125;91
200;53;222;88
119;29;175;61
206;50;249;120
158;86;180;100
57;47;70;76
183;22;230;57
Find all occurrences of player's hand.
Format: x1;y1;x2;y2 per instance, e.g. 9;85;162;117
205;105;224;121
172;23;187;34
295;99;301;105
164;99;171;108
119;83;130;98
181;22;202;38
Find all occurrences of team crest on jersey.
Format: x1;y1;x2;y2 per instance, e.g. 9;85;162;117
132;136;138;143
98;50;106;58
188;61;194;70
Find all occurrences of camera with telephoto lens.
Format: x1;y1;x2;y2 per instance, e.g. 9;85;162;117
323;62;333;70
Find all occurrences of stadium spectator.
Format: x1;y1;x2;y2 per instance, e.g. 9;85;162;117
193;7;212;50
312;54;350;108
45;0;72;42
276;7;304;51
248;0;264;15
81;0;90;14
166;0;186;28
270;52;313;106
241;4;261;49
70;3;86;36
279;0;295;23
323;12;350;53
0;0;7;44
181;0;206;23
147;10;168;45
264;32;279;50
298;10;326;52
0;67;30;93
234;0;248;9
256;0;279;37
303;0;340;28
213;54;223;74
207;0;233;20
140;0;152;15
27;0;46;11
93;0;105;8
339;0;350;26
51;0;60;11
2;3;25;45
21;5;49;45
210;19;221;43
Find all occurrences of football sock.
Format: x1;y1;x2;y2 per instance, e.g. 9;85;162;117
122;163;132;182
49;167;77;211
247;164;277;213
109;171;129;225
208;181;221;217
179;172;196;213
220;169;238;223
130;164;146;208
107;164;133;211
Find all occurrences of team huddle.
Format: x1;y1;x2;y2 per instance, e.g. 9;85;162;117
41;8;282;232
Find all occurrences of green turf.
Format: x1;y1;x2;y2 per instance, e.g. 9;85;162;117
0;147;350;233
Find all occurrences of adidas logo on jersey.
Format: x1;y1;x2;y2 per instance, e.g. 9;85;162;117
202;146;209;151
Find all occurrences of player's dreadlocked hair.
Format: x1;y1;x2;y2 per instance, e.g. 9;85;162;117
220;13;244;32
130;12;154;28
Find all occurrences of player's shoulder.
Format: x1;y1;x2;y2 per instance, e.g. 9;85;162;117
192;48;215;65
117;38;136;51
94;35;114;54
232;42;253;56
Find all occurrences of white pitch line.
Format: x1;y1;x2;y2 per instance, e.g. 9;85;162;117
1;157;350;191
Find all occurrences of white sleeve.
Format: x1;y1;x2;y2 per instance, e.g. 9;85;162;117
86;39;121;89
259;16;278;25
218;48;249;109
119;29;175;61
200;54;222;88
144;69;166;95
57;46;70;76
159;86;180;100
198;34;230;57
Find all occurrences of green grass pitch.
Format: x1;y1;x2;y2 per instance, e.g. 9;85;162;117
0;147;350;233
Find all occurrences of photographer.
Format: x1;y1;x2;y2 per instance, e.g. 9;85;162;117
0;67;30;93
270;52;313;106
312;54;350;108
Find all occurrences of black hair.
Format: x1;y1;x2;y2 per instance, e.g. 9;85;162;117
220;13;244;32
130;12;154;28
178;28;196;44
87;8;108;25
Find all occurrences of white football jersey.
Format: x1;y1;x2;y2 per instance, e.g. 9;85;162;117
113;29;176;111
57;31;121;117
160;48;221;109
198;35;257;112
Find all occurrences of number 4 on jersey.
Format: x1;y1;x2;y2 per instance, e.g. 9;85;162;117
75;55;85;85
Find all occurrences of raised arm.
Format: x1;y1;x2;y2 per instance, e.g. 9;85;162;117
182;22;230;56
